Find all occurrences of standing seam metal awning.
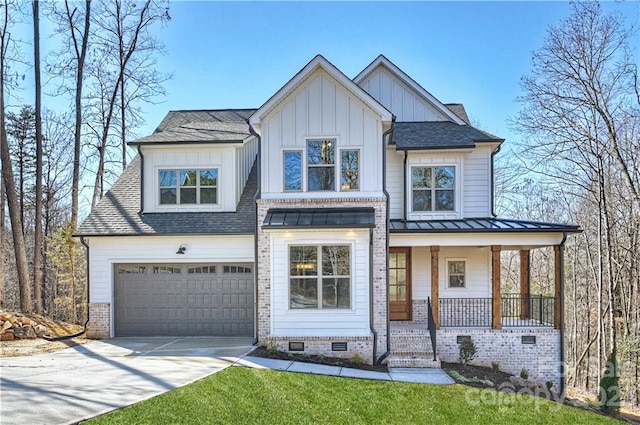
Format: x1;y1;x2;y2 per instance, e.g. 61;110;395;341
262;208;375;229
389;217;581;233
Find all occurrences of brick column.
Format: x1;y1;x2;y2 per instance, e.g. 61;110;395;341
430;246;440;329
491;245;502;330
520;249;530;320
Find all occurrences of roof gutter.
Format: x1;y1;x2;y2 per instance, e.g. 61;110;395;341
376;117;395;366
248;122;261;345
136;146;144;215
490;144;502;217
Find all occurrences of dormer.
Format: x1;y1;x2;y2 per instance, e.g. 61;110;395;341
250;55;393;200
129;109;258;213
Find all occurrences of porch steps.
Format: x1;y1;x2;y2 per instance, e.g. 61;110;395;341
388;324;441;368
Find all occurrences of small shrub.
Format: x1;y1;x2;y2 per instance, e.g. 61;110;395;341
266;342;279;355
520;368;529;379
545;381;553;391
350;353;364;365
458;338;478;366
491;361;500;372
448;370;494;387
599;351;620;413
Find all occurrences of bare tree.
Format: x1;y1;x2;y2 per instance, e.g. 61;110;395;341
0;0;32;312
32;0;44;314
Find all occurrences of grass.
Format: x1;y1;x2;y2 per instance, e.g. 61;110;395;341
87;367;621;425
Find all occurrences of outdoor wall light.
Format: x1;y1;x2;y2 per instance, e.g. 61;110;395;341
176;244;186;254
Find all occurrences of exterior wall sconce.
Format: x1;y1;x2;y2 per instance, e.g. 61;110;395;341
176;244;186;254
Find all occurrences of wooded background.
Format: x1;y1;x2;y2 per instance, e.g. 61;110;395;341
0;0;637;409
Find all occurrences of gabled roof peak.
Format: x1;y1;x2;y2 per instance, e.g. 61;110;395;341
354;55;465;125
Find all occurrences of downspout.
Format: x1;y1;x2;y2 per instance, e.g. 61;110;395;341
45;236;90;341
369;228;377;363
248;122;261;345
559;231;567;398
490;144;501;217
376;117;395;365
136;145;145;215
403;150;408;222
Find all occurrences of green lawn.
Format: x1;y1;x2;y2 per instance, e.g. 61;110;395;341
87;367;620;425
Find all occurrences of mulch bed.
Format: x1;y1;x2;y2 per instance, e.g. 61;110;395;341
441;361;516;389
248;347;389;372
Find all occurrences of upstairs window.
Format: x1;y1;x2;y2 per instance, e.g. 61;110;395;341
307;139;335;191
411;166;455;211
159;169;218;205
340;150;359;191
283;151;302;191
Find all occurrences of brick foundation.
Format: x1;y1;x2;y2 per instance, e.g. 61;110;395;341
264;335;374;363
437;328;562;388
86;303;110;339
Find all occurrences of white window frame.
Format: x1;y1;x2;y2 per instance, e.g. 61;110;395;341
288;244;353;310
339;148;360;192
410;165;456;212
446;258;466;289
158;168;219;205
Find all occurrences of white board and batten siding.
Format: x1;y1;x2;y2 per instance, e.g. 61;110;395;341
260;69;384;199
142;145;238;213
88;235;254;305
269;230;371;337
410;246;491;300
235;137;258;202
359;66;449;123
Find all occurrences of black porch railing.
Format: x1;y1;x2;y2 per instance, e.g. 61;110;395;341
439;295;555;327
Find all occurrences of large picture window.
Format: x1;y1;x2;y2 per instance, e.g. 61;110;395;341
289;245;351;309
307;139;335;191
159;169;218;205
411;166;455;211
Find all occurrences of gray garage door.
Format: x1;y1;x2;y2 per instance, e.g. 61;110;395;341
114;263;254;337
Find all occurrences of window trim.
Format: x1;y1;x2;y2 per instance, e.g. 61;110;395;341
446;258;466;289
158;168;219;206
410;165;456;212
288;243;353;310
339;148;360;192
306;138;337;192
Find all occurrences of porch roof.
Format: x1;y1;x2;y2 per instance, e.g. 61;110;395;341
389;217;580;233
262;208;375;229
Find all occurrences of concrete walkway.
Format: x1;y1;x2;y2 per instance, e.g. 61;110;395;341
236;356;455;384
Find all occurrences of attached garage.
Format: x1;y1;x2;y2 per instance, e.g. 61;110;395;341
114;263;254;337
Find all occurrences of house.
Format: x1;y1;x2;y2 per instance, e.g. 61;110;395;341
76;54;580;389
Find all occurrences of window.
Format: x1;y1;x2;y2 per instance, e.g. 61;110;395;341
411;166;455;211
307;139;335;191
187;265;216;274
289;245;350;309
340;150;359;191
117;266;146;275
447;260;466;288
283;151;302;191
153;266;181;274
159;169;218;205
223;265;252;274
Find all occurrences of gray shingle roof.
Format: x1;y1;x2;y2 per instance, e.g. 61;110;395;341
76;156;257;236
130;109;257;145
389;217;580;233
444;104;470;125
392;121;503;150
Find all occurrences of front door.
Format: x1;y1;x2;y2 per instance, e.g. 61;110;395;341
389;247;411;321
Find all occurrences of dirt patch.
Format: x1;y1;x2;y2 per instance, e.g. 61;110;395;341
248;347;388;372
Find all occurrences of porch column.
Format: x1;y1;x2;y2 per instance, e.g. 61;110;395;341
519;249;530;320
430;246;440;329
491;245;502;330
554;244;564;330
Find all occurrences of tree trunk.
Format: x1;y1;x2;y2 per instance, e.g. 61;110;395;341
32;0;44;314
69;0;91;228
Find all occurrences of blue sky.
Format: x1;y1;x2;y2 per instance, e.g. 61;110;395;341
135;0;638;149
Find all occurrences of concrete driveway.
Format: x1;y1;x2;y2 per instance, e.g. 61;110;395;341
0;337;254;425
